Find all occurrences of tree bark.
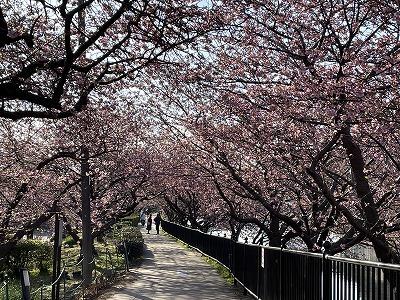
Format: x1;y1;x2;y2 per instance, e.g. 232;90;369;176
81;145;93;287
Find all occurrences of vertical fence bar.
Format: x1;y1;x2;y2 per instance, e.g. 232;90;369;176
383;268;387;300
279;247;282;300
390;270;394;300
345;263;351;299
357;264;360;300
161;221;400;300
367;266;371;300
351;263;355;300
332;261;336;300
63;267;66;300
243;241;247;296
371;267;375;299
362;265;366;300
322;253;329;300
5;276;10;300
338;261;341;300
344;262;347;300
257;247;260;299
377;267;381;299
396;270;399;300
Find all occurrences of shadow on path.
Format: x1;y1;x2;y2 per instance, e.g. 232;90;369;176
97;228;253;300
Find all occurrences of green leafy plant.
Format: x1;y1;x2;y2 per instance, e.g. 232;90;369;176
63;235;78;248
109;222;144;262
1;240;52;276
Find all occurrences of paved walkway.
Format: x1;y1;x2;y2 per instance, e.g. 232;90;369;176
97;228;253;300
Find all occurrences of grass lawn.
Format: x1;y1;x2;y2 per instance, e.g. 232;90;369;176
1;224;142;300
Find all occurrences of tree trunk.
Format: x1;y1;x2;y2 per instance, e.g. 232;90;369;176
81;145;93;287
268;214;281;247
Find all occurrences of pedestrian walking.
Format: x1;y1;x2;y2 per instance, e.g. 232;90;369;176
146;214;152;234
154;213;162;234
140;211;146;227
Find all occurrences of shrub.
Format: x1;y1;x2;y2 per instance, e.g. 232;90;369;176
120;214;140;228
114;226;143;261
1;240;52;276
63;235;78;248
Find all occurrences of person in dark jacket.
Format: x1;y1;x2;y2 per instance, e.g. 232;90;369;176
146;214;152;234
154;213;162;234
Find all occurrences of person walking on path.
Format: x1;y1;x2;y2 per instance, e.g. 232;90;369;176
154;213;162;234
146;214;152;234
140;211;146;227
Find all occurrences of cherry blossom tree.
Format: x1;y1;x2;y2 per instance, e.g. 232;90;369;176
2;0;400;266
0;118;78;255
142;0;400;263
0;0;221;120
0;105;158;256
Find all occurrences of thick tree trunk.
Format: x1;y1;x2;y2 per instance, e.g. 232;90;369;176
268;214;281;247
81;146;93;287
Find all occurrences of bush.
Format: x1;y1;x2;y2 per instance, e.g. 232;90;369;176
120;214;140;227
63;235;78;248
114;226;143;261
1;239;52;276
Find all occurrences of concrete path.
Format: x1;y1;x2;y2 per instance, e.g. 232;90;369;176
97;228;253;300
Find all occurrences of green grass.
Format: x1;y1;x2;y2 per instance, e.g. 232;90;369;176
1;241;125;299
202;256;234;286
1;224;143;299
1;273;54;299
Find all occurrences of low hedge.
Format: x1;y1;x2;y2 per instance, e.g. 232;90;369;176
119;214;140;227
1;239;52;276
110;222;143;262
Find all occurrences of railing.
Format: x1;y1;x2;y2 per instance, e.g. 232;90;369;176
162;220;400;300
1;245;127;300
26;255;89;300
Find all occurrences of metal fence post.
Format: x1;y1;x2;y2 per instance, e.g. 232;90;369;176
257;247;260;298
279;246;282;300
63;264;66;300
243;239;247;296
322;251;330;300
20;268;31;300
5;274;9;300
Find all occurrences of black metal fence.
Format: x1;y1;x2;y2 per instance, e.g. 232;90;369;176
161;220;400;300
